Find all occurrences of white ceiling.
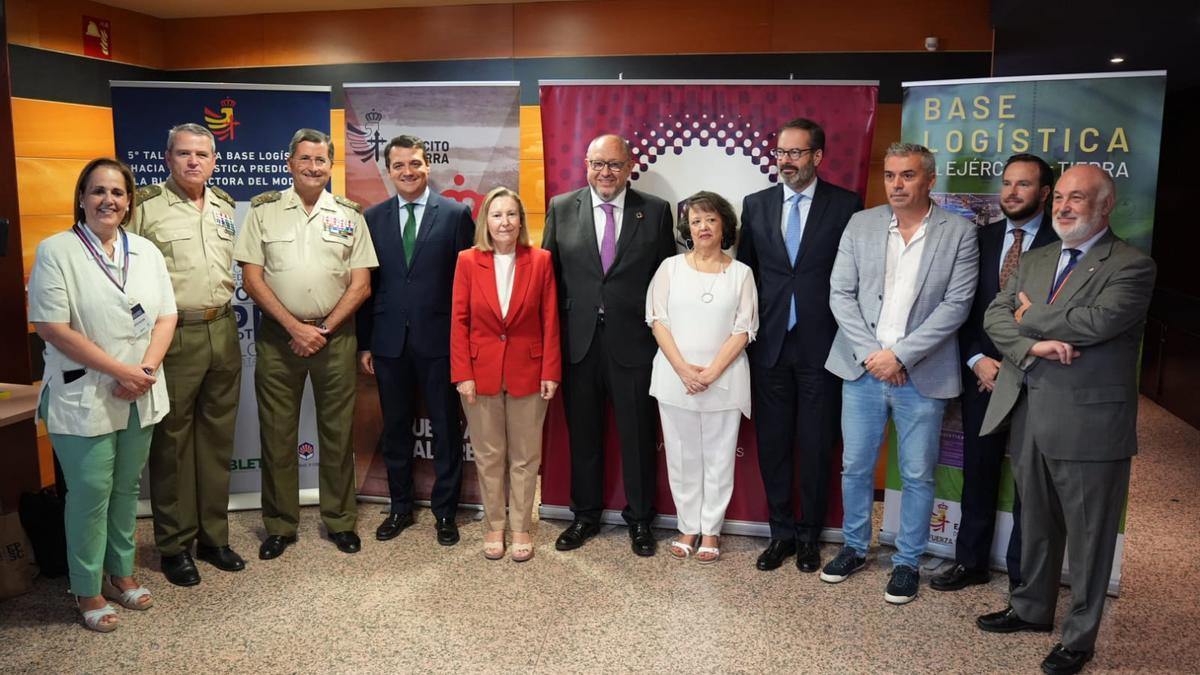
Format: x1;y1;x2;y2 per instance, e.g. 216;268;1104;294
97;0;569;20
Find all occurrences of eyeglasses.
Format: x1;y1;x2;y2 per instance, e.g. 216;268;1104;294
772;148;817;160
586;159;628;172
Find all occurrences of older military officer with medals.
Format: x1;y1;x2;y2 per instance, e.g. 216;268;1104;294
233;129;378;559
130;123;244;587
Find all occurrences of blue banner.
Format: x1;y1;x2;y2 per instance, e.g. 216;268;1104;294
112;82;330;200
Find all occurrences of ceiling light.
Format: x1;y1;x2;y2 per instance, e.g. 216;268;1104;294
1110;56;1125;64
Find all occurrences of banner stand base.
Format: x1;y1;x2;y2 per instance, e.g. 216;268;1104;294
538;504;845;542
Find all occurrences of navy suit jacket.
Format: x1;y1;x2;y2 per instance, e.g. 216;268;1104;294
737;179;862;369
356;190;475;359
958;216;1059;377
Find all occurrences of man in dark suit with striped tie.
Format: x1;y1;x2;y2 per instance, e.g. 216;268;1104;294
932;154;1058;592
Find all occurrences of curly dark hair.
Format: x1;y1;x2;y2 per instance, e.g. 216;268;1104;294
678;191;738;250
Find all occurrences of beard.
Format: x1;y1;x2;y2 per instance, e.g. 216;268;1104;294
780;163;815;190
1001;198;1043;223
1052;215;1098;244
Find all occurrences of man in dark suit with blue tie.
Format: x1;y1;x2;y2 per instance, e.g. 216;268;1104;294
932;154;1059;591
357;135;475;546
736;118;862;573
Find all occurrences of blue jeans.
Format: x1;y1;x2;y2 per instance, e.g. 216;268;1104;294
840;374;947;570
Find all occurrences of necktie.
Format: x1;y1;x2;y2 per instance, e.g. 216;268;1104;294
599;202;617;273
998;227;1024;290
784;194;803;330
1047;248;1081;303
402;203;416;266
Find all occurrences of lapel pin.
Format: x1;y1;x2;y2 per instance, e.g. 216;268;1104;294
636;211;644;220
1088;267;1095;272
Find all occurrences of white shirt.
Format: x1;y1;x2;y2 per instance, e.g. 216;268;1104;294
396;187;430;236
493;250;516;319
1054;227;1108;281
876;206;933;350
28;225;177;436
591;187;626;254
779;179;817;246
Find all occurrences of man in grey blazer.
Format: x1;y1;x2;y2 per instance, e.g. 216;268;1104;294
975;165;1155;675
820;143;979;605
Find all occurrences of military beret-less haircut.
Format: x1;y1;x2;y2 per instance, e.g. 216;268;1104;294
884;142;936;176
288;128;335;161
1003;153;1055;191
166;123;217;154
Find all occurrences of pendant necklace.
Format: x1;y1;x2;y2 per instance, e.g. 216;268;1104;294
694;254;725;303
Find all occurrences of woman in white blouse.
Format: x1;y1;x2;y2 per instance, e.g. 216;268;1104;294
646;191;758;564
28;158;177;631
450;188;561;562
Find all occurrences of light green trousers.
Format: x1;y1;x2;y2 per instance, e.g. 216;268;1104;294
45;393;153;597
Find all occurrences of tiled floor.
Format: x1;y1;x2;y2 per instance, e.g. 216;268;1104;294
1;396;1196;673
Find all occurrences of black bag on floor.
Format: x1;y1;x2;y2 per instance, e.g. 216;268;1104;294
18;488;68;578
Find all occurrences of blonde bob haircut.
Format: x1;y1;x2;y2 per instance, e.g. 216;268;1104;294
474;186;531;251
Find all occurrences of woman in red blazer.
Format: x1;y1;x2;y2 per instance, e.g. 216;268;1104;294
451;187;561;562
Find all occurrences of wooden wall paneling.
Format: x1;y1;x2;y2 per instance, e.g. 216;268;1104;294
15;157;88;216
18;215;74;280
527;211;545;248
163;6;515;70
4;0;165;68
519;105;542;160
514;0;773;58
518;160;545;214
330;108;346;197
11;97;114;159
770;0;993;52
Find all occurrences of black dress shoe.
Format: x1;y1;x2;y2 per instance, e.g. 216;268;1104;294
435;517;459;546
629;523;656;557
976;606;1053;633
330;531;361;554
931;563;990;591
258;534;297;560
195;544;246;572
756;538;797;571
795;541;821;573
555;520;600;551
161;551;201;586
1041;643;1094;675
375;512;414;541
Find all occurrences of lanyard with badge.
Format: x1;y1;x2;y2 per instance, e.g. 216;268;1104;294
72;224;152;338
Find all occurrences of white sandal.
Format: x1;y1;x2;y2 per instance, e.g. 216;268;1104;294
696;546;721;565
77;598;119;633
669;538;696;560
102;576;154;610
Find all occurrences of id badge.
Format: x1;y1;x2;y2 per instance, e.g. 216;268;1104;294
130;302;151;336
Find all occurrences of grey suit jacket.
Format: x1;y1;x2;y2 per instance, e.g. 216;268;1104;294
825;203;979;399
979;229;1156;461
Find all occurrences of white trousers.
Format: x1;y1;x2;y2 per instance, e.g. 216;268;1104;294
658;403;742;536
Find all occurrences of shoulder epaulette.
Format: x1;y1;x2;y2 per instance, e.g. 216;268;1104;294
210;186;235;208
136;184;163;202
334;194;362;214
251;191;282;207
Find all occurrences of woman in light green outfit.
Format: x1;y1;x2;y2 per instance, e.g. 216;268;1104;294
28;158;177;632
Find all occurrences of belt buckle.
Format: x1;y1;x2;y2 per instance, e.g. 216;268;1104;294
203;307;220;321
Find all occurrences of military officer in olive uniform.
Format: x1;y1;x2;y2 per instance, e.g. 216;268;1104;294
233;128;378;560
130;123;244;587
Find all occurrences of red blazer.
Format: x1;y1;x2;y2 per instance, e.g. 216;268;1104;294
450;245;562;397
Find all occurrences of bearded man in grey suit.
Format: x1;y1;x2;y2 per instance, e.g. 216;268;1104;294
820;143;979;606
975;165;1155;675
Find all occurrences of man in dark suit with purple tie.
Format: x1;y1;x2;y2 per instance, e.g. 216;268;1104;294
932;154;1059;592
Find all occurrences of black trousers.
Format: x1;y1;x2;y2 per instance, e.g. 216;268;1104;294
374;347;464;519
959;381;1023;583
751;328;842;543
563;319;658;525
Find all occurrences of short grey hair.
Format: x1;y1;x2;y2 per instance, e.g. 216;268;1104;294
288;128;334;161
167;123;216;154
885;142;936;176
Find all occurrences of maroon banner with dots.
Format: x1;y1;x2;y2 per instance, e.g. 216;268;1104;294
538;80;877;531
